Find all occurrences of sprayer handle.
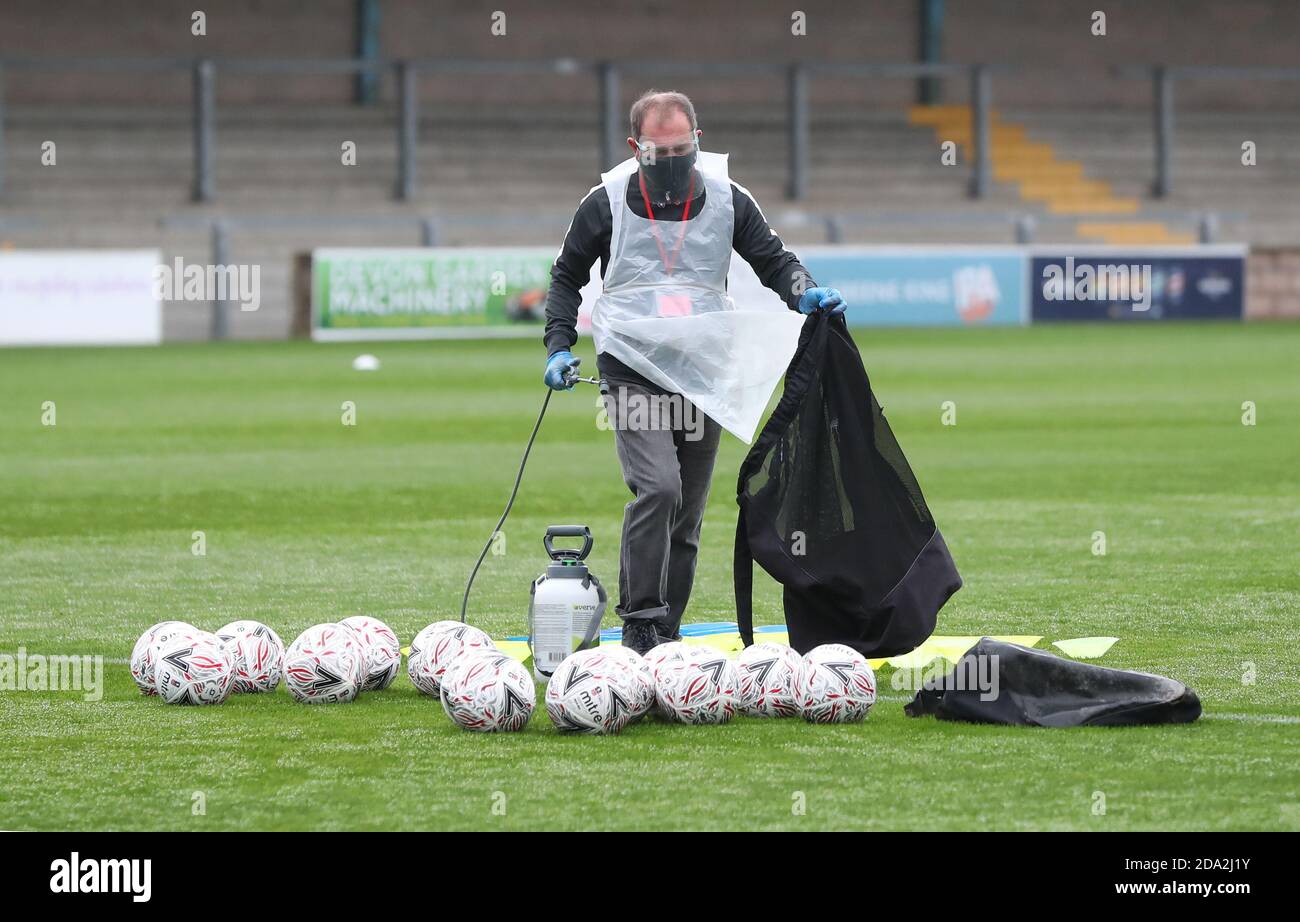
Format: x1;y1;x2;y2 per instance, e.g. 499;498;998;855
544;525;593;561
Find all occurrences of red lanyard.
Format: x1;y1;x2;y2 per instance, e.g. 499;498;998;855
638;170;695;277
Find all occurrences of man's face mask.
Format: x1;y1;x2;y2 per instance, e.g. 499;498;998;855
636;133;700;207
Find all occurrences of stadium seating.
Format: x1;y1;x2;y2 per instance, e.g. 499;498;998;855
2;95;1298;337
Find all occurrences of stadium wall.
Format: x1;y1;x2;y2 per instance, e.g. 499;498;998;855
1246;250;1300;320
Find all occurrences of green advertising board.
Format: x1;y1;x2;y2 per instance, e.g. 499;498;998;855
312;247;561;340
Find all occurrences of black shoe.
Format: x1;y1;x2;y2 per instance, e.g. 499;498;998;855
621;620;662;656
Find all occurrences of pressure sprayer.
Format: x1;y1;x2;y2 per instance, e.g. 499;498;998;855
527;525;607;682
459;369;605;682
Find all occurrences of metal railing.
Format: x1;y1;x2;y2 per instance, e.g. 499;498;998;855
0;55;993;204
2;56;1296;205
1112;64;1300;198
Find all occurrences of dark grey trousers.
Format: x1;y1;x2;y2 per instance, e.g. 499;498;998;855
601;372;722;638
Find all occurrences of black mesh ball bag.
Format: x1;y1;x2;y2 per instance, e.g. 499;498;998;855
734;311;962;657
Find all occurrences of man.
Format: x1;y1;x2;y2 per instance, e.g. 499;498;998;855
542;89;845;654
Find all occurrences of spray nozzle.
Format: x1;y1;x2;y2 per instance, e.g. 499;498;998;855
563;370;603;387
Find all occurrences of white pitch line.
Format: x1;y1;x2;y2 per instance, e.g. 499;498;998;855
1201;712;1300;725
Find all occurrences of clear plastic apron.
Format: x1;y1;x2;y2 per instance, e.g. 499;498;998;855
591;152;803;443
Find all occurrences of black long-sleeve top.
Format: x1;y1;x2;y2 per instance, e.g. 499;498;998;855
543;173;814;381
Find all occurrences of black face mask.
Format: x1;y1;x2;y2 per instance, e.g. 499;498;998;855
640;151;698;207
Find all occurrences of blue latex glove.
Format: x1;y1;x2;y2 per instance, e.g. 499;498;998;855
797;286;846;315
543;351;581;390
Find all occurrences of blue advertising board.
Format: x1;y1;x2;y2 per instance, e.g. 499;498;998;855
1029;247;1246;321
797;247;1027;326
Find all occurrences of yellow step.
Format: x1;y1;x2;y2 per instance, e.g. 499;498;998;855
1077;222;1196;245
907;105;1177;235
1046;197;1140;215
907;104;972;126
994;163;1086;182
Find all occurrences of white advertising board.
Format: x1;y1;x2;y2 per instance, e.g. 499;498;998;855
0;250;163;346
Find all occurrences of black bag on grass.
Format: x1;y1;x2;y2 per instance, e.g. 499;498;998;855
734;311;961;657
904;638;1202;727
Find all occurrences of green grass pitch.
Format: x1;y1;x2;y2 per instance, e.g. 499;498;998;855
0;322;1296;831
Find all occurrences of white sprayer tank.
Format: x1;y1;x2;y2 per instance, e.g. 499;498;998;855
529;526;607;683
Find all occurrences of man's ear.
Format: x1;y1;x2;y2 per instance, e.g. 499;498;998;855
626;137;638;154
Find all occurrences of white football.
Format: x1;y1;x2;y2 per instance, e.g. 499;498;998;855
545;648;639;734
736;642;807;717
216;620;285;693
283;623;366;704
129;620;196;696
642;640;691;680
412;623;495;698
340;615;401;691
601;645;656;719
153;629;235;706
440;650;536;732
798;643;877;723
654;646;739;725
642;640;694;717
407;620;466;696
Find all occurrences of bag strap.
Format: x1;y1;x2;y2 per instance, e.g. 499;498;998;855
734;505;755;648
579;574;607;650
526;577;540;662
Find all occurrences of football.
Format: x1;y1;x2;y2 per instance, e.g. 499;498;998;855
407;620;466;696
654;646;739;725
798;643;877;724
439;650;536;732
601;644;656;719
736;642;806;717
545;648;639;734
642;640;691;679
216;620;285;693
153;629;235;706
411;622;495;698
129;620;196;696
282;623;366;704
340;615;401;691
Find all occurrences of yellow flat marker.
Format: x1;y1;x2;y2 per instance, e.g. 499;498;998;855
1052;637;1119;659
488;633;1047;667
900;635;1044;665
495;640;533;663
686;634;746;655
922;636;985;663
886;649;950;670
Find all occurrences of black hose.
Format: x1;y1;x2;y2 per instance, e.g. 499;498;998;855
459;389;553;622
